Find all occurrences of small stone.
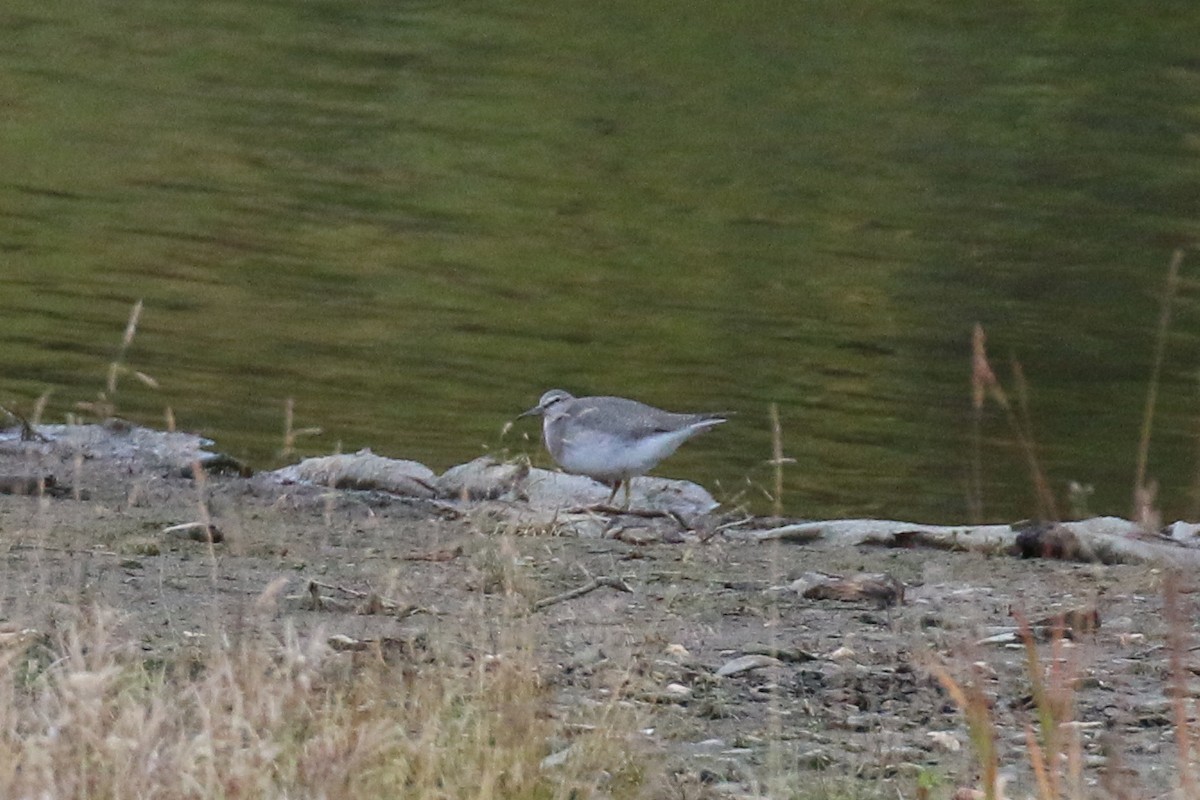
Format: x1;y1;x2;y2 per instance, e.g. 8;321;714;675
927;731;961;752
716;654;784;677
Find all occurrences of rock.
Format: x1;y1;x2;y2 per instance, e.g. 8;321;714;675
431;457;719;518
267;449;437;498
611;526;661;545
664;643;691;660
562;644;606;673
740;644;817;663
685;738;728;754
539;743;579;769
162;522;224;543
975;630;1021;646
0;423;227;473
1167;521;1200;543
927;731;962;752
521;468;719;516
716;654;784;677
435;456;528;500
798;749;834;769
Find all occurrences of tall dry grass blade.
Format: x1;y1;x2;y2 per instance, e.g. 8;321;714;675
1066;720;1085;800
972;323;996;411
282;397;296;458
1020;608;1088;800
927;660;999;800
769;402;784;518
969;324;990;523
1134;248;1183;522
1163;571;1197;797
1191;370;1200;520
1134;479;1161;533
32;389;52;425
1014;608;1061;797
107;299;144;395
1010;359;1060;521
1024;724;1054;800
280;398;322;460
973;326;1058;520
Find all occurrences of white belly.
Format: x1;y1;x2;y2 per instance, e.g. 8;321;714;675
547;424;700;482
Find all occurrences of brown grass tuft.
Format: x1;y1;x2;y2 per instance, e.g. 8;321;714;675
968;324;1059;522
0;601;646;799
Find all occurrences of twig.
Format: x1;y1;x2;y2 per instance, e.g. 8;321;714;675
307;579;384;601
0;404;49;443
304;579;416;615
567;504;673;519
402;546;463;562
700;513;756;543
531;576;632;611
8;542;120;557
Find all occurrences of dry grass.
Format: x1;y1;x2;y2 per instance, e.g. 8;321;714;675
281;397;324;461
929;575;1200;800
1134;249;1184;525
73;299;161;424
969;323;1059;522
0;600;647;799
968;248;1191;526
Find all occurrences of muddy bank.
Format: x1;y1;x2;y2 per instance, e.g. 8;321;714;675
0;423;1188;797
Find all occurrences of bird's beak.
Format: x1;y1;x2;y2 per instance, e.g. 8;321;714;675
518;404;542;418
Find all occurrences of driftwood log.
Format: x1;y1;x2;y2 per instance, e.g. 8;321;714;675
726;516;1200;567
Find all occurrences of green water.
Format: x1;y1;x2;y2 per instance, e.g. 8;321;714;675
2;0;1199;523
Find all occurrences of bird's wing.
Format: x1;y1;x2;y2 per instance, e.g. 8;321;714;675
573;398;718;439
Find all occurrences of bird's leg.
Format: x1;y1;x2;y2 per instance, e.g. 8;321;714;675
622;477;632;510
606;480;621;506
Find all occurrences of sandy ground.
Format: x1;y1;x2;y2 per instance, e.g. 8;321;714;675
0;431;1188;798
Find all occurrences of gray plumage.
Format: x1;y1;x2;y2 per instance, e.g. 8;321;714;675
520;389;725;505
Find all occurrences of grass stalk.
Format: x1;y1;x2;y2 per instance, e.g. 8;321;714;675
280;397;323;460
969;325;988;523
970;324;1059;521
1163;571;1197;797
1189;369;1200;521
927;659;999;800
0;600;637;799
77;299;158;421
769;402;784;518
1133;248;1183;523
106;298;144;395
1008;358;1059;522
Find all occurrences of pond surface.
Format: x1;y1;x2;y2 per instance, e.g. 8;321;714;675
2;0;1199;523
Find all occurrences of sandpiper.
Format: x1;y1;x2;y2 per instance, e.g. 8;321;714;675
519;389;726;506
